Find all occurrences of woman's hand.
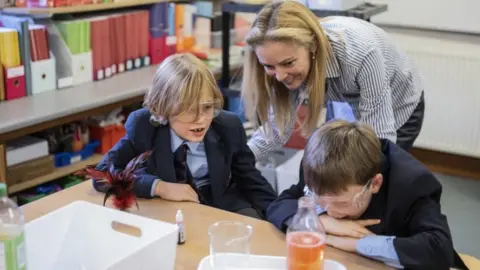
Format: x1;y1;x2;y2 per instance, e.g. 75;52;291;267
154;180;200;203
319;214;380;238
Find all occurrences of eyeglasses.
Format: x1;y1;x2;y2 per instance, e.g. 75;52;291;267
315;179;372;210
173;100;221;123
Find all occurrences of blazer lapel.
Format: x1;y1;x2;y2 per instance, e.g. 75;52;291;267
154;125;176;182
203;127;227;201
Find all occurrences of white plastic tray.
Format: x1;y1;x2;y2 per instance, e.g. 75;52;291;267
198;253;347;270
25;200;178;270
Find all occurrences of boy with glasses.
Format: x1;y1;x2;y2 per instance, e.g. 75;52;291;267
267;120;468;269
95;53;276;219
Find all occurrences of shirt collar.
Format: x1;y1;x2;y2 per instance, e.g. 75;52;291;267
170;129;203;153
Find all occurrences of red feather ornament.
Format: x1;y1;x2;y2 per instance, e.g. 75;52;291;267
75;151;152;211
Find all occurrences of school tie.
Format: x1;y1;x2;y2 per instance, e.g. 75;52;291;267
173;143;193;186
173;143;208;204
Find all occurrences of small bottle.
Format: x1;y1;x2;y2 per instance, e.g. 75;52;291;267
0;183;27;270
176;209;186;245
286;196;326;270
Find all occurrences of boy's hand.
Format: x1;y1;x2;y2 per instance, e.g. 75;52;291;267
154;180;200;203
326;234;358;253
319;215;380;238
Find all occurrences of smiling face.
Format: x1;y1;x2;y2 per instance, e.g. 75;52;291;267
169;87;219;142
255;40;312;90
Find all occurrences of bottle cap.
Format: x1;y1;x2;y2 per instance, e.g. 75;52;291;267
0;183;7;197
176;209;183;222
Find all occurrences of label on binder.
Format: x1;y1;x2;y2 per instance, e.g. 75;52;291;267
105;67;112;77
97;70;104;80
143;56;151;66
134;58;141;68
126;60;133;70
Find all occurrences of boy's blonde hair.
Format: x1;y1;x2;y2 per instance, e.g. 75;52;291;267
303;120;382;196
144;53;223;120
241;1;332;137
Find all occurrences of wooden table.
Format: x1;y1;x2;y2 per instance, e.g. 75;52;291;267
22;181;391;270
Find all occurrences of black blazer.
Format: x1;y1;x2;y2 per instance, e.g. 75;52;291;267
95;108;277;215
267;139;468;270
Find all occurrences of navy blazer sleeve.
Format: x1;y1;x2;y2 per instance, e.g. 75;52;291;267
95;110;158;198
266;161;305;232
230;117;277;215
393;172;455;270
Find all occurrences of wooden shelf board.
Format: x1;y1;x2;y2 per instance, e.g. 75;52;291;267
8;154;103;194
3;0;174;16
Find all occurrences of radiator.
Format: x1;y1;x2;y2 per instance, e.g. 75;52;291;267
384;28;480;158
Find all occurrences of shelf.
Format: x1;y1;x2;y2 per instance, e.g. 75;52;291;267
2;0;175;17
222;2;388;20
8;154;103;194
0;63;241;141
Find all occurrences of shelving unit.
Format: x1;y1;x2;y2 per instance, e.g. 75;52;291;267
2;0;177;17
219;2;389;94
8;154;103;194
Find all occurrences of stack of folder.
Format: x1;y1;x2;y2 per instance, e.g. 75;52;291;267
28;24;56;95
87;10;150;81
29;25;50;62
0;0;244;102
124;11;150;70
56;19;90;55
148;2;198;65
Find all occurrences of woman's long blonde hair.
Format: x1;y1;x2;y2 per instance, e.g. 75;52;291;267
241;1;332;138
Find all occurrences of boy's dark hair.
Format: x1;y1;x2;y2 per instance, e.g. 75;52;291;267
303;120;382;196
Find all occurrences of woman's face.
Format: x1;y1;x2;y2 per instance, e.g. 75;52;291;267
255;40;311;90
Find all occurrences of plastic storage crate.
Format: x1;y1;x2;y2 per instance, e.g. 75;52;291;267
25;201;178;270
53;140;100;167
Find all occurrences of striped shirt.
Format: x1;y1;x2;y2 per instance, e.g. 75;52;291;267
247;16;424;161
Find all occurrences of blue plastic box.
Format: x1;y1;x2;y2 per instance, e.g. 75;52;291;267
54;140;100;168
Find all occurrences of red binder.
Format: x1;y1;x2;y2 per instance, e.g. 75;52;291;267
113;14;127;73
142;11;151;66
90;19;105;81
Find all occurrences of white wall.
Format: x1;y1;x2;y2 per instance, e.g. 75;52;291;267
369;2;480;157
370;0;480;34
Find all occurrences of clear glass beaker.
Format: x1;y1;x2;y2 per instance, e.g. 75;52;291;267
208;221;253;270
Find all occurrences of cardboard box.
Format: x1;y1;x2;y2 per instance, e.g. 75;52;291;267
7;155;54;186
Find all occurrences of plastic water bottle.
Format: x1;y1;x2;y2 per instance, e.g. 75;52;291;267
286;196;326;270
0;183;27;270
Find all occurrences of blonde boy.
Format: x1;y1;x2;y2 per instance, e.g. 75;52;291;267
95;53;276;219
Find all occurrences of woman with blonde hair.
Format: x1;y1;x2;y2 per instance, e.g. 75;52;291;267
242;1;425;160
